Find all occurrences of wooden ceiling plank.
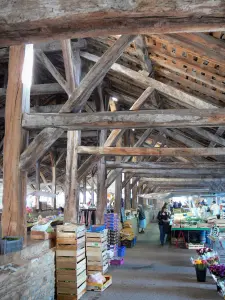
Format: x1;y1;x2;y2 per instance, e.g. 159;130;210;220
150;51;225;93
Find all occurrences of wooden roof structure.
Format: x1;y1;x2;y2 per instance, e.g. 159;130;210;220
1;0;225;235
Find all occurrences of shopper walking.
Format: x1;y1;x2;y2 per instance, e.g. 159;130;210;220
157;206;170;246
137;204;146;234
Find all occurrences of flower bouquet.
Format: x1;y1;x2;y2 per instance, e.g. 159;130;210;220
206;255;219;266
196;247;213;257
209;264;225;279
209;265;225;295
191;258;208;282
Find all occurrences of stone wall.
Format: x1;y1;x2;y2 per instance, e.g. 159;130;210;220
0;241;55;300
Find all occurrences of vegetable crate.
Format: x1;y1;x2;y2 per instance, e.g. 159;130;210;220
0;237;23;254
30;231;56;240
56;224;87;300
87;275;112;292
86;230;109;274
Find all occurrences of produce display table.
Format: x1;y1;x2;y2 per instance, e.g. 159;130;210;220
172;226;225;248
172;227;209;248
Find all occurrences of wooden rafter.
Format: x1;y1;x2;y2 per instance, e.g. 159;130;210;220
22;108;225;130
78;146;225;157
19;35;136;171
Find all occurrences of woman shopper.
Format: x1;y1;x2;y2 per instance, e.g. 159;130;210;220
137;204;146;234
157;206;170;246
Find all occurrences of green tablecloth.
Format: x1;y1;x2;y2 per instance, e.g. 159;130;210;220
172;227;225;232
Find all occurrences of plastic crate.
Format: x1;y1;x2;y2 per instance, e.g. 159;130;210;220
110;258;124;265
0;236;23;254
89;225;105;232
118;246;126;257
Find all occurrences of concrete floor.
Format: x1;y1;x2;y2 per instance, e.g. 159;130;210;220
83;223;221;300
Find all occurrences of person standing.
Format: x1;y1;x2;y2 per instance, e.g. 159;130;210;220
157;206;170;246
137;204;146;234
210;200;220;219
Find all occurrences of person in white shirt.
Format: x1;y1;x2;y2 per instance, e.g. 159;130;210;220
210;200;220;219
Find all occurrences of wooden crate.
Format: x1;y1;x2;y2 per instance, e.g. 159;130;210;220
57;281;86;299
57;224;85;238
30;231;56;240
87;275;112;292
86;241;107;248
87;250;107;262
87;264;108;275
57;288;86;300
86;236;107;243
56;255;86;270
56;246;85;258
56;269;87;285
86;230;108;239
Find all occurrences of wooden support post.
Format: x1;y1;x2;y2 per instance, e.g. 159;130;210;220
61;39;81;223
2;45;32;242
91;174;95;205
96;86;107;224
83;177;87;204
64;131;80;223
124;131;131;209
36;160;41;211
132;180;138;209
114;139;122;216
50;152;56;209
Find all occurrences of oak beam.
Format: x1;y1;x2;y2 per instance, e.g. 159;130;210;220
35;160;41;210
114;139;122;215
78;146;225;157
96;86;107;225
106;161;225;170
122;169;225;177
1;1;225;45
61;39;80;224
20;35;135;171
2;45;31;241
140;178;225;184
22;108;225;130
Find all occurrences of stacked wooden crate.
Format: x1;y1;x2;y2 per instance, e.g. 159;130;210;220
56;224;87;300
86;229;108;274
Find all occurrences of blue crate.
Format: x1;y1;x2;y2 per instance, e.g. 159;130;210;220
0;237;23;254
89;225;105;232
118;246;126;257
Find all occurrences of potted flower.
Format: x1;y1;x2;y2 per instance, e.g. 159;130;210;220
192;258;208;282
